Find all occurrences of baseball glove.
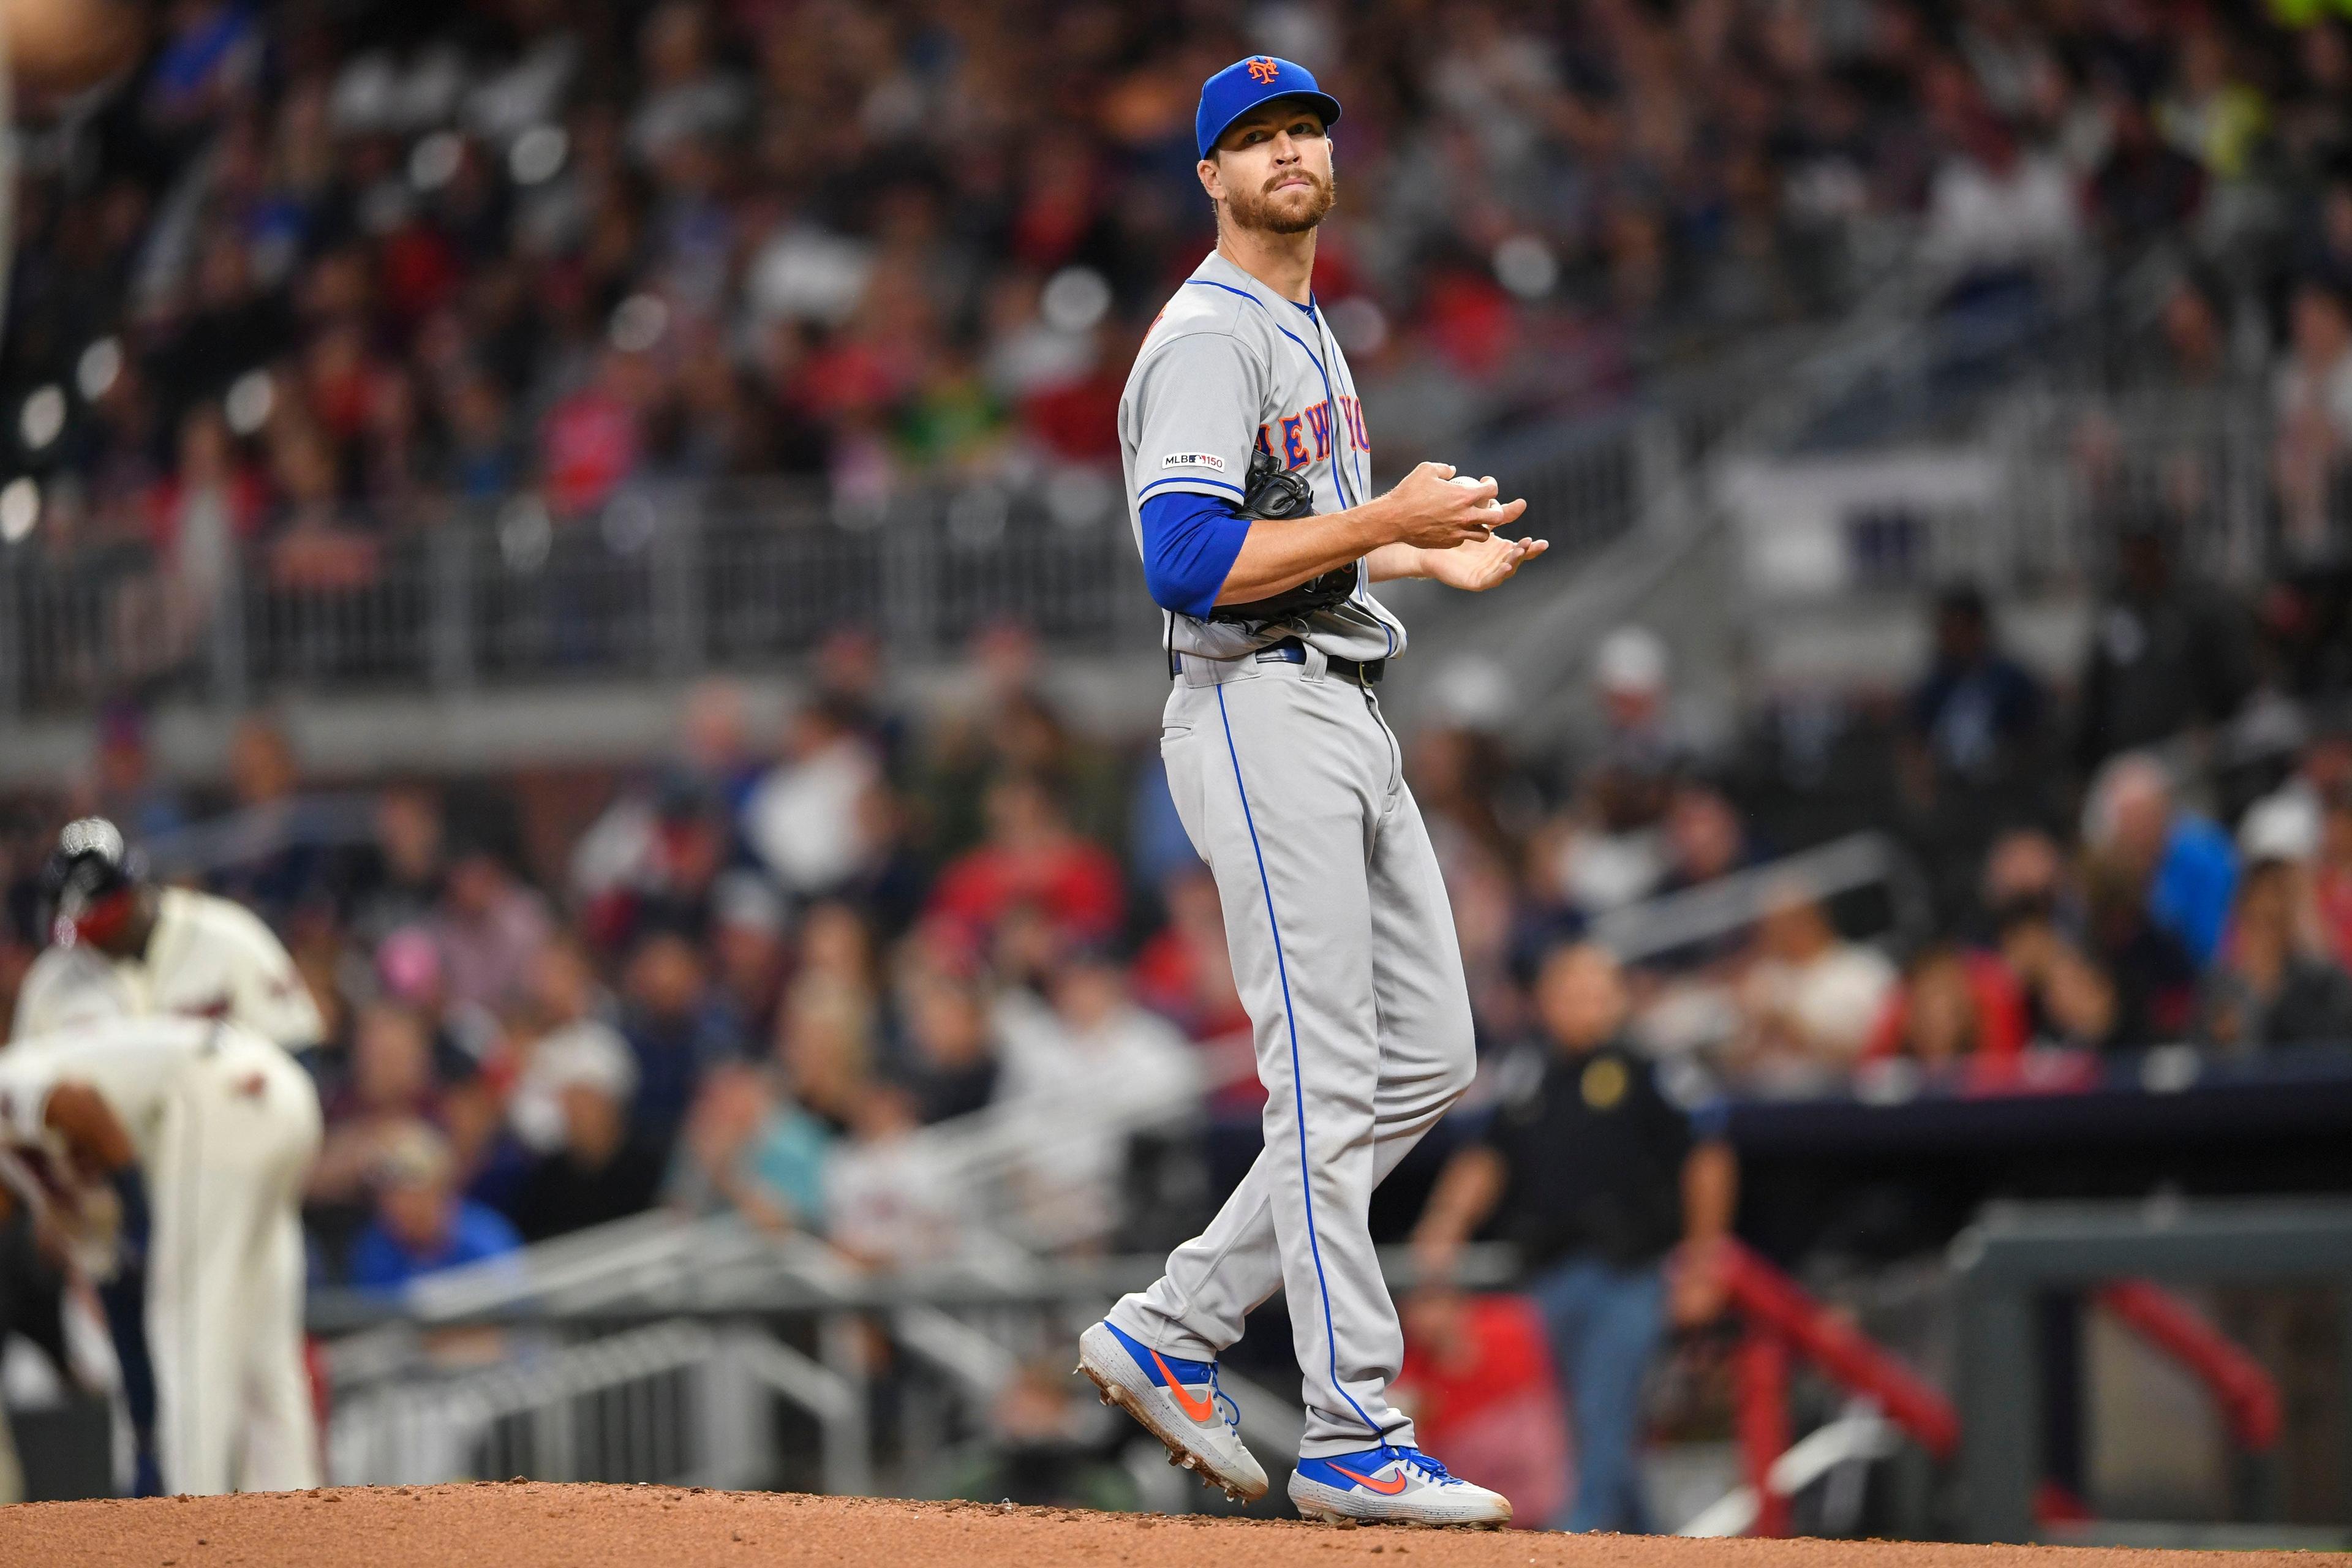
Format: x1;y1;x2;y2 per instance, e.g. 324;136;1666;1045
1206;446;1359;624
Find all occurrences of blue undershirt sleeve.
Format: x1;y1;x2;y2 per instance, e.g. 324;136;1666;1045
1140;490;1254;620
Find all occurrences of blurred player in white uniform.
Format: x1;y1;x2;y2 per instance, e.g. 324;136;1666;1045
12;818;324;1051
7;818;323;1496
0;0;222;1502
0;1016;322;1494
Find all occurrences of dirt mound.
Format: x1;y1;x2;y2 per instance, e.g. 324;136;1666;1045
0;1483;2307;1568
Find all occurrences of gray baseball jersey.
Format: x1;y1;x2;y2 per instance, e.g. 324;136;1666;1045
1120;251;1406;664
1109;249;1479;1458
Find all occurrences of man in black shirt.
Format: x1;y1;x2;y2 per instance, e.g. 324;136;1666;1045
1414;943;1735;1533
511;1049;666;1243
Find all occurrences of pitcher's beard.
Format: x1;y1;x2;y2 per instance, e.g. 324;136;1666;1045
1225;169;1337;235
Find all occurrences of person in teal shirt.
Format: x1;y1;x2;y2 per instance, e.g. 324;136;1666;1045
669;1063;832;1233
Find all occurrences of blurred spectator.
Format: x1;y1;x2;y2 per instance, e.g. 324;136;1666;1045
2079;851;2201;1047
708;872;790;1037
1863;942;2029;1072
2082;752;2239;967
1733;887;1899;1093
507;993;627;1155
2315;782;2352;968
572;684;770;935
1903;584;2048;803
571;684;769;910
825;1080;961;1271
809;627;907;774
2158;25;2270;184
1555;628;1699;916
1131;867;1256;1118
742;698;883;901
668;1061;831;1235
346;1122;522;1292
2075;522;2258;771
774;900;879;1130
1131;868;1244;1039
2202;858;2352;1053
573;771;734;951
1995;894;2124;1052
511;1021;666;1243
1414;944;1735;1534
309;1000;485;1211
2149;271;2233;388
2089;86;2207;256
81;707;187;845
1411;701;1536;871
2273;278;2352;559
992;947;1199;1248
121;408;263;677
1920;112;2084;291
1659;786;1751;895
895;953;1000;1125
617;930;744;1155
349;785;445;948
427;839;554;1015
927;775;1123;947
1981;827;2071;922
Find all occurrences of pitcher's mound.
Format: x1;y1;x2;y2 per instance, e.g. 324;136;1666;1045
0;1482;2304;1567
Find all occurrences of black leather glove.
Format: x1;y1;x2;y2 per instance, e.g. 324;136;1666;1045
1206;447;1359;624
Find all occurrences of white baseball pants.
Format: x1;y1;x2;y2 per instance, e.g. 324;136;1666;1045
1110;649;1476;1457
149;1044;323;1494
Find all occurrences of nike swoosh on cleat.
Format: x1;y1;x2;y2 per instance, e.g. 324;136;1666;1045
1147;1347;1219;1424
1329;1463;1409;1495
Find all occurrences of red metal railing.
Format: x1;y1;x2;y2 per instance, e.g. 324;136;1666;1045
1716;1242;2280;1537
2092;1281;2280;1452
1719;1241;1957;1536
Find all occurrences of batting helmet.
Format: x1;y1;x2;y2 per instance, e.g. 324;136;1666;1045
40;817;145;947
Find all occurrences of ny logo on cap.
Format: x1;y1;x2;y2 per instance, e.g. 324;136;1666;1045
1247;56;1280;83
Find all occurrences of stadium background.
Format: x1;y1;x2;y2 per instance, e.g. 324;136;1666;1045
6;0;2352;1548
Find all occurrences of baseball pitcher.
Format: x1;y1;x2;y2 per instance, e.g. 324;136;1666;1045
0;1016;322;1495
1076;55;1547;1529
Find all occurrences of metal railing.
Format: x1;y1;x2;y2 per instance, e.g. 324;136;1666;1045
0;478;1157;717
1951;1197;2352;1543
0;334;1810;723
1992;388;2280;591
313;1216;1519;1496
324;1317;861;1493
1722;388;2311;609
1590;831;1933;968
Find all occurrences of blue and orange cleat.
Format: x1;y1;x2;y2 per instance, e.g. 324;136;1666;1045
1076;1320;1268;1502
1289;1444;1512;1528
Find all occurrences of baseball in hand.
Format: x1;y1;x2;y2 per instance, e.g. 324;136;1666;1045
1447;473;1503;511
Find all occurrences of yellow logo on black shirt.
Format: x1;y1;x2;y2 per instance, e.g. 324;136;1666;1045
1580;1055;1628;1111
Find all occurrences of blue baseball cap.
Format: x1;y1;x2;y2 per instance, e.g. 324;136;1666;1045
1195;56;1342;160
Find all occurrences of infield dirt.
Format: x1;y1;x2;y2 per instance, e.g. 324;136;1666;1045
0;1483;2318;1568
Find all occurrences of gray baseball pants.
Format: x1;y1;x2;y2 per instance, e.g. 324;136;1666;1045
1109;647;1477;1457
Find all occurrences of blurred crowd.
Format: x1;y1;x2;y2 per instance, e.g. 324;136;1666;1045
4;531;2352;1302
4;0;2352;605
7;0;2352;1525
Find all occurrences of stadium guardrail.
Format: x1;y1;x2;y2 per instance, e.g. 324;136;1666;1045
311;1225;1521;1497
1950;1196;2352;1543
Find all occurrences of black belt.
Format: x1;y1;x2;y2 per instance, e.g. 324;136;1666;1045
1254;636;1385;685
1166;638;1387;685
